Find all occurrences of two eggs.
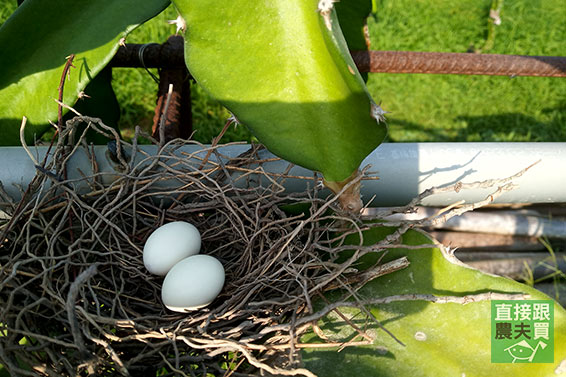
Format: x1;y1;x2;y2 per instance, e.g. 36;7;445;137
143;221;225;312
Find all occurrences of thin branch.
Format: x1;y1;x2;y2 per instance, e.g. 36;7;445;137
19;116;39;166
58;54;76;129
159;83;175;148
66;264;98;358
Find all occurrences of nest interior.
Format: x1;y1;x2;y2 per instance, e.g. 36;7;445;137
0;118;404;377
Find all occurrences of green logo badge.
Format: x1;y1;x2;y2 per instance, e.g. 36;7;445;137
491;300;554;363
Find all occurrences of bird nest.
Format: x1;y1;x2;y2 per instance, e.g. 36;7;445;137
1;115;539;376
0;117;417;377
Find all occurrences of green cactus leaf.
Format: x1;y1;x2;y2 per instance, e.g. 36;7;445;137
301;228;566;376
334;0;373;81
174;0;387;187
62;66;121;144
0;0;169;145
335;0;372;51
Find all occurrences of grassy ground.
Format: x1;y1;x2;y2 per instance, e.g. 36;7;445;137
1;1;564;143
368;0;566;142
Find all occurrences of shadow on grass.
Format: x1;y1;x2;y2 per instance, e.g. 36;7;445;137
386;111;566;143
385;118;455;143
455;112;566;141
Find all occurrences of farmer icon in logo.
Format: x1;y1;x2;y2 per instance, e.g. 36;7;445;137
504;340;547;363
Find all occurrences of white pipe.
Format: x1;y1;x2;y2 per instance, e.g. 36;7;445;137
381;207;566;239
365;142;566;207
0;143;565;207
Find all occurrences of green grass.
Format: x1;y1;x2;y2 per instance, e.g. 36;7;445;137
0;1;16;24
367;0;566;142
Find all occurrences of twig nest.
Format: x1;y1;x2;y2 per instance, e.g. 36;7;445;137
143;221;201;276
161;255;225;312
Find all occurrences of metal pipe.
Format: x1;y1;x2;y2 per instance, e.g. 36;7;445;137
109;43;566;77
352;51;566;77
1;143;565;208
381;207;566;239
111;38;185;69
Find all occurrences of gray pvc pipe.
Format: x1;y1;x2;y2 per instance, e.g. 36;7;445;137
381;207;566;238
1;143;565;208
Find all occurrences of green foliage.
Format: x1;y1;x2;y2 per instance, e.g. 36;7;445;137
67;3;255;144
0;1;16;25
175;0;386;183
0;365;9;377
335;0;373;51
3;1;562;145
0;0;169;145
64;66;121;144
301;227;566;376
335;0;373;81
113;0;566;144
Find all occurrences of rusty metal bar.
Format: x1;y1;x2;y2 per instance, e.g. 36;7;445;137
351;50;566;77
150;36;192;142
111;40;185;69
110;42;566;77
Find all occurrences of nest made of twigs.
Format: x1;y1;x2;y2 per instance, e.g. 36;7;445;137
0;117;412;377
1;115;538;376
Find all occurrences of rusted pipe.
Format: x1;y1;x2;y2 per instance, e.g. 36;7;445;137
110;42;566;77
151;36;192;142
151;68;192;142
351;50;566;77
111;39;185;69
